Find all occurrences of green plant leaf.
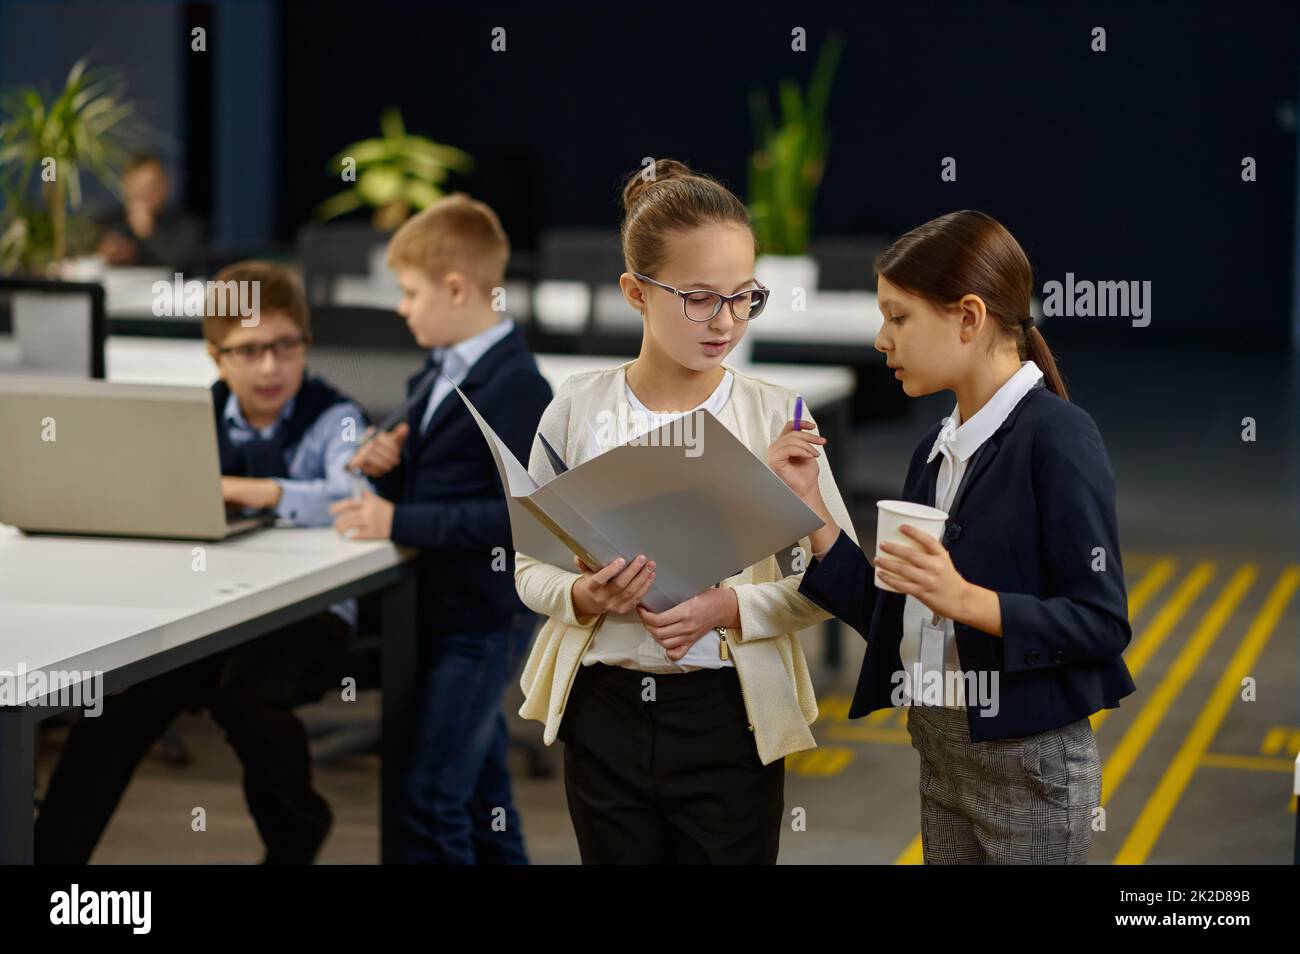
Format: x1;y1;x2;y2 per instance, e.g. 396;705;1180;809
356;166;404;205
745;35;842;255
316;188;366;221
335;139;392;166
318;109;474;222
403;136;474;171
0;57;149;265
378;107;405;141
403;180;442;209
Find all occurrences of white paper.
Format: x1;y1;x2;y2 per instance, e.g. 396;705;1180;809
455;383;824;612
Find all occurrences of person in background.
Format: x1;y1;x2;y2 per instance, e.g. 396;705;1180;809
98;152;204;272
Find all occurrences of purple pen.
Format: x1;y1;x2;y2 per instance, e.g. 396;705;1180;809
793;395;804;430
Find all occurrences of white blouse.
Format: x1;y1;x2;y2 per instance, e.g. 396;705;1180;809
579;370;737;673
899;360;1044;707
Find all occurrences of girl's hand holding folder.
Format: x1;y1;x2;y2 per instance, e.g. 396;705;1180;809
636;588;739;661
573;553;739;661
572;554;658;618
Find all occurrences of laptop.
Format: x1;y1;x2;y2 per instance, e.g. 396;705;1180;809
0;377;274;541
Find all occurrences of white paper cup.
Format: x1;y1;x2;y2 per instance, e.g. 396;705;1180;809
874;500;948;592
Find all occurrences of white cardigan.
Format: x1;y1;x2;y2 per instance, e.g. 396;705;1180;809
514;360;860;765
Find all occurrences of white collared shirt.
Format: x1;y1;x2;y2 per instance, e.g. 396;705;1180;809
899;359;1044;708
580;369;737;673
418;317;516;433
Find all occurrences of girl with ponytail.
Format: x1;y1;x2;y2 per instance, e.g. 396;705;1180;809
768;210;1135;863
513;159;859;864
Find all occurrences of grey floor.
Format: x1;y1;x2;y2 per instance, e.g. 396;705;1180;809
37;344;1300;864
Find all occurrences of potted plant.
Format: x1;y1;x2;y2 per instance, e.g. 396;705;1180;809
0;59;142;274
317;107;474;232
747;34;843;309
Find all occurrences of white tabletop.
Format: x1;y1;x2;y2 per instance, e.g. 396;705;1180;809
103;337;856;415
332;275;884;346
0;524;408;702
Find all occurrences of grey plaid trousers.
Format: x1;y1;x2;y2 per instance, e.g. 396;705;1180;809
906;706;1102;864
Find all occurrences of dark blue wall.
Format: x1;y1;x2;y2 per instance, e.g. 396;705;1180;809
274;0;1299;345
0;0;185;199
3;0;1297;345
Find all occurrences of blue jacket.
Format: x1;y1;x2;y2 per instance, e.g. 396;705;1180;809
382;323;552;635
798;383;1136;741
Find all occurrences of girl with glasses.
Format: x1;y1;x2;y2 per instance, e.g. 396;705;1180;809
513;158;860;863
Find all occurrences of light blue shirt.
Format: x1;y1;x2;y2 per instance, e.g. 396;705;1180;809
418;318;515;434
223;389;373;627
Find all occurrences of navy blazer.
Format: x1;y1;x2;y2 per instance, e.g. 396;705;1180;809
381;323;553;636
798;383;1136;741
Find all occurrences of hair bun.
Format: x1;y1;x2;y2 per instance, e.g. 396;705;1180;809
621;158;695;213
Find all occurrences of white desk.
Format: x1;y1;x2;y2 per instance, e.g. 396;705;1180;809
90;269;1031;355
332;275;884;349
0;526;417;864
54;263;180;320
103;337;857;419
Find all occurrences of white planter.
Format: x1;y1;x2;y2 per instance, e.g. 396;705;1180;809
739;254;823;359
755;253;820;312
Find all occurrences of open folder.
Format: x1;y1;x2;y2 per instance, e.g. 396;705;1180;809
454;384;825;613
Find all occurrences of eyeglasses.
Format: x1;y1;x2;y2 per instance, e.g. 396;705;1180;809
216;335;310;365
633;272;769;322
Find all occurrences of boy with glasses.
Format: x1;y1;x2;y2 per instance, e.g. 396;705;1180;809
36;261;369;865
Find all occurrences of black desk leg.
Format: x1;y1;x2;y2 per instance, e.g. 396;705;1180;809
379;570;418;864
0;709;36;864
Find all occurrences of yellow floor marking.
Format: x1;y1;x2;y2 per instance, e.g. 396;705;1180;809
786;746;856;776
1092;561;1214;732
1259;726;1300;757
1114;567;1299;864
1199;752;1295;772
896;559;1206;865
1100;565;1255;805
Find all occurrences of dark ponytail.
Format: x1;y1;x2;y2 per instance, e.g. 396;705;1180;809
874;210;1069;400
1023;324;1066;399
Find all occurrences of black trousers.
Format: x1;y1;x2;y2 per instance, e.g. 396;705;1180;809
558;662;785;864
35;611;351;865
